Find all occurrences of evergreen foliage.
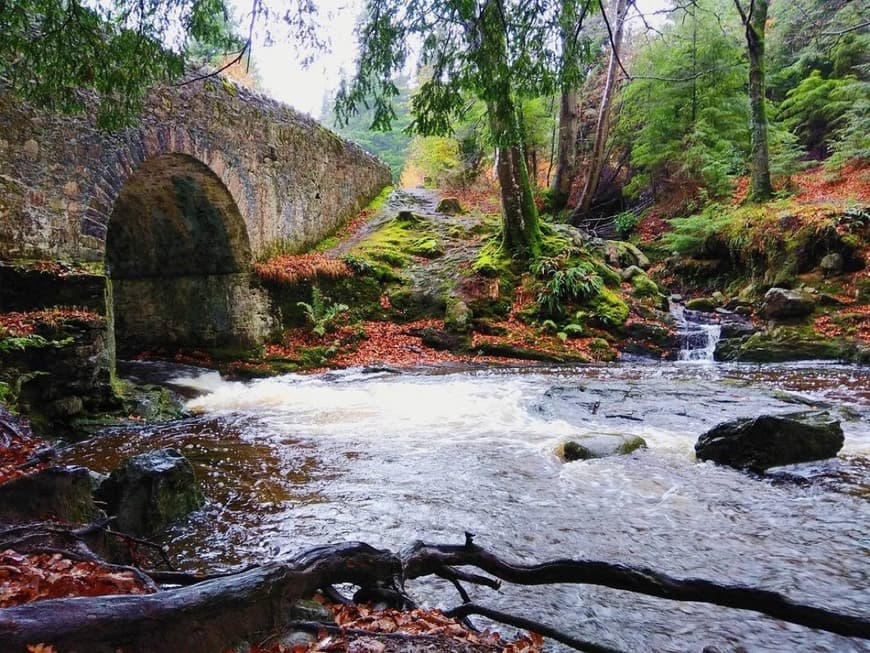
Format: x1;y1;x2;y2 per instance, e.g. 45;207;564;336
614;1;749;198
0;0;320;129
323;78;414;181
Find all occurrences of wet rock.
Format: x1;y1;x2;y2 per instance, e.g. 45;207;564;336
97;448;203;536
716;310;757;339
724;297;753;312
290;598;335;622
760;287;816;320
713;328;869;363
444;297;472;333
686;297;719;312
695;411;844;472
622;321;678;359
0;466;97;524
561;434;647;461
620;265;644;281
820;252;844;277
435;197;463;214
419;327;468;352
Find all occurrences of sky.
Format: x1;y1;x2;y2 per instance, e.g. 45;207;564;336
231;0;362;119
234;0;670;120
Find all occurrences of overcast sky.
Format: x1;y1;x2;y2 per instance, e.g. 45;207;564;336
234;0;670;119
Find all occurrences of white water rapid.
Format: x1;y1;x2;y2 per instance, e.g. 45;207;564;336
65;362;870;653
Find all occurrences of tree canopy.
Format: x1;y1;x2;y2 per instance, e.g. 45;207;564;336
0;0;319;129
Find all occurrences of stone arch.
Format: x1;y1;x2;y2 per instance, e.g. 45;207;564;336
104;151;272;355
106;153;252;279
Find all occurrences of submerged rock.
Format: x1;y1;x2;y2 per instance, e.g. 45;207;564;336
97;448;203;536
561;434;647;461
695;411;844;472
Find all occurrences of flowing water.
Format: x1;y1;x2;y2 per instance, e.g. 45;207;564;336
62;361;870;652
670;301;723;362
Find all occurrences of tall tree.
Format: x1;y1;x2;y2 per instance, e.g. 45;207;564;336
734;0;773;201
550;0;593;211
573;0;630;220
335;0;580;260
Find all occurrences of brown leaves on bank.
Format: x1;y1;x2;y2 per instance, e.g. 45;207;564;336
254;254;353;285
0;309;104;337
0;549;154;608
247;602;545;653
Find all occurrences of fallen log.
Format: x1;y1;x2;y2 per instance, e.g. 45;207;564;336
0;537;867;652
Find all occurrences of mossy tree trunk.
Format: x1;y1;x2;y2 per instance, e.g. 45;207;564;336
735;0;773;202
473;2;542;260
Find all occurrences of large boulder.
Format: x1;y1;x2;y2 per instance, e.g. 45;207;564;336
760;287;816;320
561;434;647;461
0;466;97;524
695;411;844;472
97;448;203;536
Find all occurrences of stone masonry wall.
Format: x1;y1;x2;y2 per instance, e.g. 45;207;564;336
0;75;391;263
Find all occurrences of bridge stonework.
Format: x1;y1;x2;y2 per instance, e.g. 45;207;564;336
0;79;390;261
0;78;391;353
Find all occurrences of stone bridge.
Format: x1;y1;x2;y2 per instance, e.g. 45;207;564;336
0;77;390;353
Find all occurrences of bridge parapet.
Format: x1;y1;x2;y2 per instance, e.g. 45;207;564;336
0;75;390;262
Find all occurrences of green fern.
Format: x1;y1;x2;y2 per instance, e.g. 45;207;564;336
297;287;349;337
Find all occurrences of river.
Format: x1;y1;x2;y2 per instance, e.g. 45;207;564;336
62;360;870;652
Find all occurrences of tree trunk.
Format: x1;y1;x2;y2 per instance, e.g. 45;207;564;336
574;0;629;221
473;3;541;259
736;0;773;201
550;0;589;212
551;87;581;211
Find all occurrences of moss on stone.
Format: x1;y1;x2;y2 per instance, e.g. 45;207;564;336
714;326;868;363
351;213;443;271
630;273;662;300
588;287;629;327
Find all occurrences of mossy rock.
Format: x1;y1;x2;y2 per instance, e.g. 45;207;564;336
588;337;618;361
97;449;203;536
436;197;463;214
630;272;663;301
0;466;97;524
409;236;445;258
420;327;469;352
624;321;678;350
714;329;868;363
561;434;647;461
387;289;445;321
607;240;651;270
474;341;589;363
588;287;629;328
351;212;442;271
685;297;720;312
444;297;473;333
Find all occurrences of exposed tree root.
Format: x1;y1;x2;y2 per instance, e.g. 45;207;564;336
0;534;867;652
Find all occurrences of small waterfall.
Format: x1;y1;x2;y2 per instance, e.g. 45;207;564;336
670;299;722;362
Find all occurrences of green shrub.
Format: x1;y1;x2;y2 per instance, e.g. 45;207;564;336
614;211;642;239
